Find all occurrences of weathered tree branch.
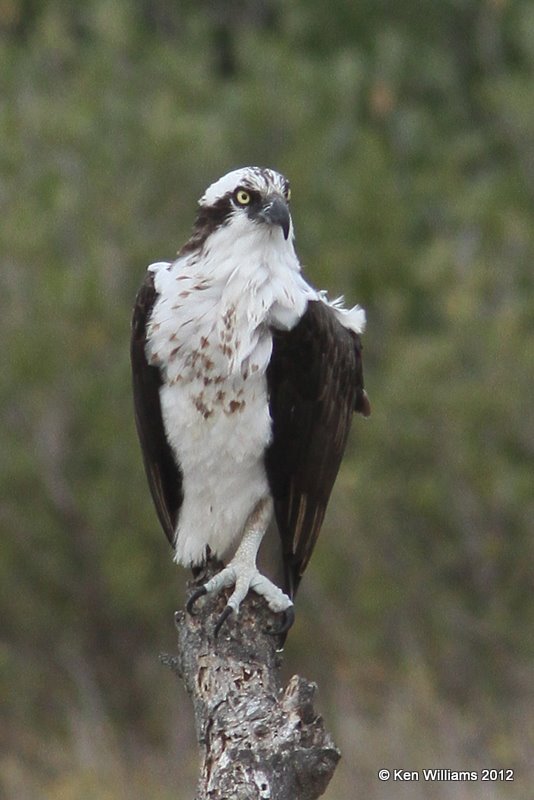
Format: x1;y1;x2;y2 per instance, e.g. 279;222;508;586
164;564;340;799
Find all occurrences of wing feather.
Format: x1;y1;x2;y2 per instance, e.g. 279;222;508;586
130;271;183;545
265;300;369;598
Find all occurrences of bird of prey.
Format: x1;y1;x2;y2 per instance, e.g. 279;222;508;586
131;166;370;636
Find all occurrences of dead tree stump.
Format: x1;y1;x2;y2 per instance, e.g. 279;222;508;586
165;567;340;800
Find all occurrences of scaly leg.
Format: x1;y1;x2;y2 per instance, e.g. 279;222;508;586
187;498;294;636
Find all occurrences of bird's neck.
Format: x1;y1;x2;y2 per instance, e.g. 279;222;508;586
182;223;312;332
147;226;316;384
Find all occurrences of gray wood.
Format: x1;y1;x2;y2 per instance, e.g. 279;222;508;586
167;568;340;800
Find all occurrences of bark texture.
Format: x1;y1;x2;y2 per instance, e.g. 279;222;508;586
166;568;340;800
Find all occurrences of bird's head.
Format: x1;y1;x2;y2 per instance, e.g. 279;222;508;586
184;167;293;254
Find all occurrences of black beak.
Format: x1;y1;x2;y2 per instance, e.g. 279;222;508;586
258;195;291;240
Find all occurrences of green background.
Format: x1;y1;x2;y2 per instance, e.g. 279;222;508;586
1;1;533;797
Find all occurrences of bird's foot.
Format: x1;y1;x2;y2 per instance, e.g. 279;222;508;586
187;499;294;637
187;560;294;637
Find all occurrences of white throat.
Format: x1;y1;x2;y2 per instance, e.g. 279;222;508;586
147;217;315;385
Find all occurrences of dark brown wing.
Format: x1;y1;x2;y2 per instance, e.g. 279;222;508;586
265;300;370;598
131;271;183;545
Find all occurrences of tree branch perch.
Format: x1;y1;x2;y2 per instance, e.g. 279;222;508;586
165;565;340;799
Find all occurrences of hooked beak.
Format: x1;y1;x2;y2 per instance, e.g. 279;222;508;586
257;195;291;240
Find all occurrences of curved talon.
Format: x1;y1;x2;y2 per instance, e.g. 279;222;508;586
266;606;295;637
186;586;207;615
214;605;233;637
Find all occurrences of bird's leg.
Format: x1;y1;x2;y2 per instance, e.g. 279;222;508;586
187;497;294;636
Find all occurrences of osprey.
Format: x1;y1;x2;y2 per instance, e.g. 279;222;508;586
131;167;370;636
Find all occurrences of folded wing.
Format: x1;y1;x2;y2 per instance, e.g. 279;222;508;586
265;300;370;597
131;272;183;545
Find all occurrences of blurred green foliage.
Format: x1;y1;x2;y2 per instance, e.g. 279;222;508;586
1;1;533;797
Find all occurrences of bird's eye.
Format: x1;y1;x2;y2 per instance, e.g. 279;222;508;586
235;189;251;205
285;186;291;202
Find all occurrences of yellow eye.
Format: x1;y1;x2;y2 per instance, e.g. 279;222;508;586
285;186;291;202
235;189;251;205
